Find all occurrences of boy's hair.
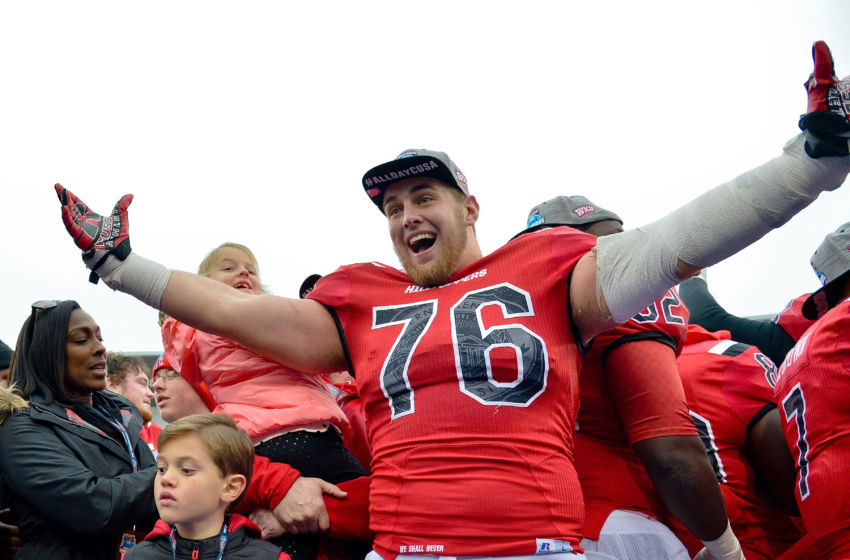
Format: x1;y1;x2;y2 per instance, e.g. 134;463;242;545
158;414;254;507
106;352;150;386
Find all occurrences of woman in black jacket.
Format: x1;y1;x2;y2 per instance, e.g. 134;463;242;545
0;300;158;560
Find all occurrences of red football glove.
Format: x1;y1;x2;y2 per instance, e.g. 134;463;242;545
798;41;850;158
55;183;133;283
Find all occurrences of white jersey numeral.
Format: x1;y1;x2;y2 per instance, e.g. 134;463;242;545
373;283;550;420
782;383;811;500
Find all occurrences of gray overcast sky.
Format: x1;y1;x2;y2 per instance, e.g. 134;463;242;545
2;1;850;353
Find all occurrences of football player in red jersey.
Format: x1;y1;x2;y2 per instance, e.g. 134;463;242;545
677;324;805;559
677;275;814;365
770;293;816;344
54;42;850;560
524;196;730;559
772;222;850;559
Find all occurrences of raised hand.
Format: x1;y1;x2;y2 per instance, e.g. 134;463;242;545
55;183;133;282
799;41;850;158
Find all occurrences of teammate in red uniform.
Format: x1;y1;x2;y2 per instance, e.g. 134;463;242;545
770;293;816;344
524;196;729;559
773;222;850;559
677;276;814;365
54;42;850;560
677;324;803;559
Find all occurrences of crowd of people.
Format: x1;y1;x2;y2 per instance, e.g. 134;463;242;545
1;40;850;560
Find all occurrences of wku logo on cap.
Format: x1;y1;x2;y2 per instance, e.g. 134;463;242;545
573;205;596;218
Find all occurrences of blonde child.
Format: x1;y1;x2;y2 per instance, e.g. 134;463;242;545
160;243;368;560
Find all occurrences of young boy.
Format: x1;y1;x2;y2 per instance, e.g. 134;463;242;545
124;414;288;559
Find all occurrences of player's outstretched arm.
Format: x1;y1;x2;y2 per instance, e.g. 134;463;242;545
572;41;850;342
54;184;347;373
161;272;346;372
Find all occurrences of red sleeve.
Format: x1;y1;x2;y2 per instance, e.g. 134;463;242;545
777;531;822;560
773;293;816;343
306;266;354;325
324;475;373;541
605;339;696;444
160;318;218;411
235;455;301;513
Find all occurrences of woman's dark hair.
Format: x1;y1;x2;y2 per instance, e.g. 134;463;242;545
11;300;83;405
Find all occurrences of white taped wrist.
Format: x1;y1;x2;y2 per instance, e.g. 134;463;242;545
85;252;172;309
701;522;743;560
597;133;850;322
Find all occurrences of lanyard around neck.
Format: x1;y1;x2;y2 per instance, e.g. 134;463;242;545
95;404;138;472
169;522;229;560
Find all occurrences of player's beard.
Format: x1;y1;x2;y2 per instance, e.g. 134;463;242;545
138;405;153;423
396;205;468;288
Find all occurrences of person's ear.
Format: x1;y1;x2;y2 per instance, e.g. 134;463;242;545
221;474;247;505
464;195;480;226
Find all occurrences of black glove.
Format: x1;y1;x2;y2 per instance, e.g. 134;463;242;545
798;41;850;158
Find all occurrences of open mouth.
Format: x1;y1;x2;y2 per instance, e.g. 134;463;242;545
234;281;252;291
408;233;436;254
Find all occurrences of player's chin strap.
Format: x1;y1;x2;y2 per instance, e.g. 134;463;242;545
84;240;132;285
87;251;172;309
596;133;850;323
